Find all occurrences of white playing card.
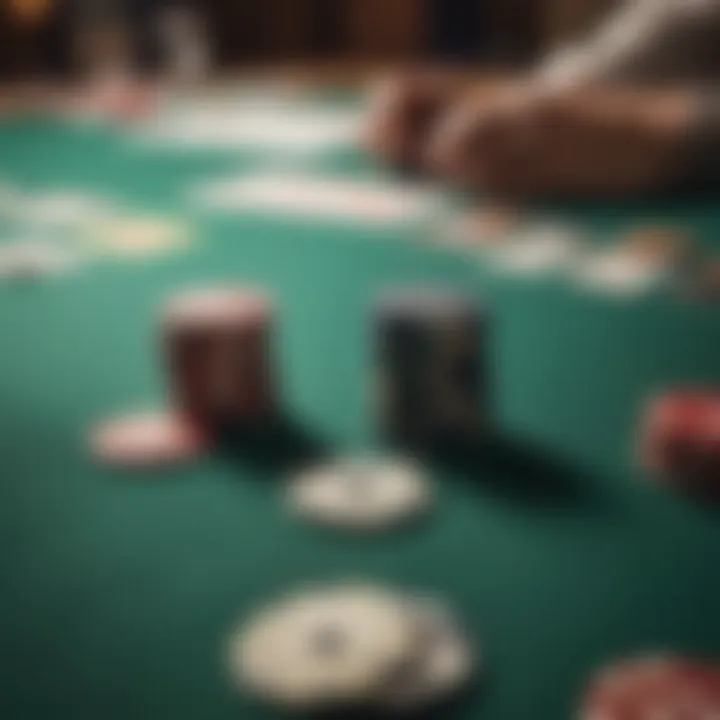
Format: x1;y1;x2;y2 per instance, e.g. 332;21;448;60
193;173;440;226
138;104;361;153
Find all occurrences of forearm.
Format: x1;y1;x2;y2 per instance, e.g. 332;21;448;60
537;0;720;89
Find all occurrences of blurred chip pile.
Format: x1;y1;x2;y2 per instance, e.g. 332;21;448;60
229;583;474;713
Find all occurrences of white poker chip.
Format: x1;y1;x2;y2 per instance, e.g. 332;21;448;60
378;597;474;710
573;248;664;297
0;241;81;280
229;584;418;710
490;224;582;275
86;215;189;259
286;456;433;531
26;192;110;229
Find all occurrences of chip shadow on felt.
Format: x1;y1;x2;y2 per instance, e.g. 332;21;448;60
426;432;601;510
213;412;328;476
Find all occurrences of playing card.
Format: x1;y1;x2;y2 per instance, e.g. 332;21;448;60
138;103;360;154
193;174;440;226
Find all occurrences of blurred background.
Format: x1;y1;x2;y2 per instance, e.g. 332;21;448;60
0;0;617;82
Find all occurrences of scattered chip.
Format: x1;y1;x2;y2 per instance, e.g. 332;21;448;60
229;584;474;713
639;391;720;495
287;456;432;531
89;410;206;468
573;247;664;297
443;205;520;249
378;597;474;710
0;241;80;281
580;656;720;720
229;584;419;710
621;226;693;268
490;223;581;275
86;215;189;259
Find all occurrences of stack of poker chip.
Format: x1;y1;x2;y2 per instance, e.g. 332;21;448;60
229;583;474;713
162;286;276;434
639;391;720;496
373;287;486;448
88;286;276;468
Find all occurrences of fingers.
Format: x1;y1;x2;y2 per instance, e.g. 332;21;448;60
426;85;554;193
362;69;466;168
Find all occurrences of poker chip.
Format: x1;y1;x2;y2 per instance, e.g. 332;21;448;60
26;192;110;229
87;215;189;259
89;411;206;468
0;241;81;281
639;391;720;493
163;286;271;330
162;287;276;430
378;597;474;710
286;456;432;531
573;247;664;297
621;226;693;269
373;287;486;447
580;656;720;720
443;205;520;249
490;223;582;275
229;584;474;713
229;584;419;710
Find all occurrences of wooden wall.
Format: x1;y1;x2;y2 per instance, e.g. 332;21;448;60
0;0;619;80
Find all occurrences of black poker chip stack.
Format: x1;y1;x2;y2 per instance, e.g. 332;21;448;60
372;288;487;450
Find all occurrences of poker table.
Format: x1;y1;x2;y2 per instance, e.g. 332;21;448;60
1;86;720;720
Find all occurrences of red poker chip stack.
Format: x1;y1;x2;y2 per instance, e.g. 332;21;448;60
162;287;276;435
640;391;720;495
89;286;276;470
581;656;720;719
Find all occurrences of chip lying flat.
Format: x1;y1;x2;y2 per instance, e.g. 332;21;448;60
580;656;720;720
490;224;582;276
229;584;474;713
0;241;81;280
378;597;474;710
286;456;432;531
89;411;206;468
442;206;520;249
86;216;189;259
229;585;419;710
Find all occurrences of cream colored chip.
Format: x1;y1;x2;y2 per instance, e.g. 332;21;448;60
287;456;432;531
87;215;189;258
378;598;474;710
229;584;418;709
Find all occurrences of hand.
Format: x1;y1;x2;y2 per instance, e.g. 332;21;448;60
427;86;698;197
362;69;468;169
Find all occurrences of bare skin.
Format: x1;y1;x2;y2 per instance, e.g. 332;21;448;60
365;74;699;197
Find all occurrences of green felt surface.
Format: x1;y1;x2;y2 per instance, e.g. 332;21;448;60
0;106;719;720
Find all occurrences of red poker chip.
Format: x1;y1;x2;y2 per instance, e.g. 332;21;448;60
162;287;272;332
640;392;720;481
581;656;720;719
89;411;207;468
